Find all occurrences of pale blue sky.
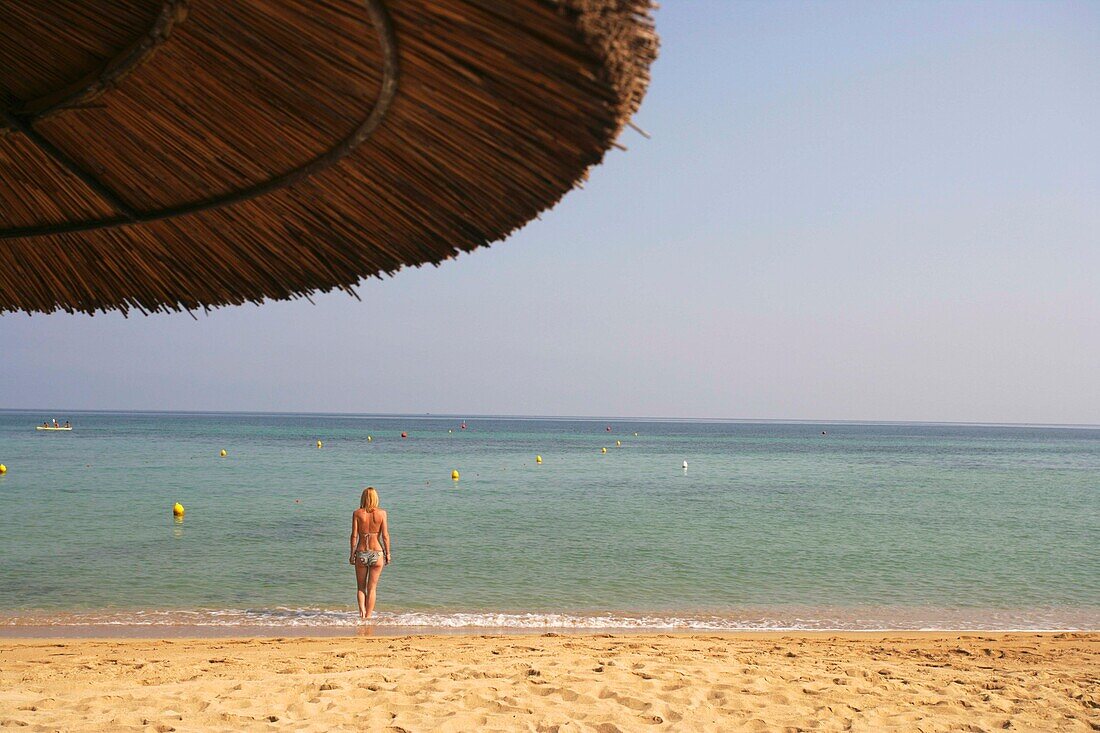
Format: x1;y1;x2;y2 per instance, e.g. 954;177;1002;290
2;1;1098;423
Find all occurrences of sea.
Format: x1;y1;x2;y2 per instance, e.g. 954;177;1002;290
0;410;1097;635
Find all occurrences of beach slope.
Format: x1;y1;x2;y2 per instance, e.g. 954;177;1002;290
1;632;1096;731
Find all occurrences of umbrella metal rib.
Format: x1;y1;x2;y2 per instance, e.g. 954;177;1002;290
0;0;398;241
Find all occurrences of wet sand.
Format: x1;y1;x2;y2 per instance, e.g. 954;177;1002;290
1;632;1096;731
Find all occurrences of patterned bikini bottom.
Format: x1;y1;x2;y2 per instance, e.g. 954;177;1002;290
355;550;385;567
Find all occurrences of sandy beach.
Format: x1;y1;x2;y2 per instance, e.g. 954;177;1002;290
0;632;1096;732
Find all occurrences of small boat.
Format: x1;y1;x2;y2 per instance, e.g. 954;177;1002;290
36;426;72;431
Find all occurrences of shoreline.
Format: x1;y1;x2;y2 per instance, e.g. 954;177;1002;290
2;632;1095;731
2;625;1099;640
4;596;1096;635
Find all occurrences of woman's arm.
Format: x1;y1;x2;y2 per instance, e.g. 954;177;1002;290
349;512;359;565
382;511;393;564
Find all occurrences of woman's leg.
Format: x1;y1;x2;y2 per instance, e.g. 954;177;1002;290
365;562;384;618
355;560;368;619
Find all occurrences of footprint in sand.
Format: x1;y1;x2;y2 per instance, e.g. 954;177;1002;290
541;687;580;702
598;689;651;711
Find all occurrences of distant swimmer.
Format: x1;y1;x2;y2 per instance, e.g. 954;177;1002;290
821;431;827;435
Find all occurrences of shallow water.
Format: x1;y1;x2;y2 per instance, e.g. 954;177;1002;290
0;410;1097;630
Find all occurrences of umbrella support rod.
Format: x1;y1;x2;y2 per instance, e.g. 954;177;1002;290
0;109;137;221
0;0;397;242
5;0;189;124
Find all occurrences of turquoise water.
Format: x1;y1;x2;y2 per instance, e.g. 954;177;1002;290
0;410;1097;630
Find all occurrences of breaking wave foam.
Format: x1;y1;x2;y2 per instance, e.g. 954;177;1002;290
3;606;1097;632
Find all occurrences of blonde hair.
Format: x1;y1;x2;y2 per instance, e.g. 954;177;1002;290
360;486;379;511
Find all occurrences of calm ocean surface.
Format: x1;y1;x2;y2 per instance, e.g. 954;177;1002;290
0;410;1097;632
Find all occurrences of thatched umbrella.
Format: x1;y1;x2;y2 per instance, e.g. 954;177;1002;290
0;0;657;315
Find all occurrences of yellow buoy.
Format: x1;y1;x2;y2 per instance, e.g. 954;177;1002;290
0;463;7;474
535;455;542;464
220;449;227;457
172;502;185;517
451;469;460;481
317;440;323;448
601;447;607;454
616;440;622;447
367;435;373;442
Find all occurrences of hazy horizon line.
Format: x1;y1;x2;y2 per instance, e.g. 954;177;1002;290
1;407;1096;430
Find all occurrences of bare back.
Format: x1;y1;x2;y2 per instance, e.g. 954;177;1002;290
353;508;386;552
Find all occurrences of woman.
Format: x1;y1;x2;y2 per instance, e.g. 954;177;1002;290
349;487;392;621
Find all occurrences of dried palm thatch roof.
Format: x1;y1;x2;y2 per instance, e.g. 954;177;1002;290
0;0;657;315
